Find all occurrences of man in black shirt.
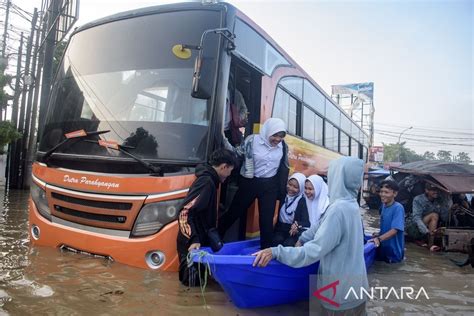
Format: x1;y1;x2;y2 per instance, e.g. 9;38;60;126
177;148;236;286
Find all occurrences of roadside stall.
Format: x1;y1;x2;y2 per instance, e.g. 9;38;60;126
391;161;474;256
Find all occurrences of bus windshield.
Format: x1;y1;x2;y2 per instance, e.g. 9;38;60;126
39;10;220;165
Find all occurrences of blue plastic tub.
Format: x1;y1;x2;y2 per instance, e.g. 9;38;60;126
192;236;376;308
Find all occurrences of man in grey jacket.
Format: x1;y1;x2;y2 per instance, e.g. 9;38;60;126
253;156;368;315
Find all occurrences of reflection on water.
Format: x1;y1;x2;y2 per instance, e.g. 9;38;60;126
0;190;473;315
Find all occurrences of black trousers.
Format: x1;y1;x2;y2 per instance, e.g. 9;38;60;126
218;176;278;249
176;232;206;287
272;221;299;247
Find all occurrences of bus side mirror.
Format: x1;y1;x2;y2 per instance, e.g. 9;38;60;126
191;28;235;100
191;55;215;99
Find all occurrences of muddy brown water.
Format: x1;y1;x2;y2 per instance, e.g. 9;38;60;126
1;189;473;315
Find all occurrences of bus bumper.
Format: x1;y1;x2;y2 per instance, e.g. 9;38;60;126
28;198;179;271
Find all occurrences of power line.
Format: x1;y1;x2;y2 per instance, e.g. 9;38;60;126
375;131;474;147
374;129;474;141
375;122;473;135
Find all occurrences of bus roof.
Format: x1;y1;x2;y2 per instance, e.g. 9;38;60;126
74;1;369;142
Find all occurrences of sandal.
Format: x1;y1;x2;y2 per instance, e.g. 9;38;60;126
430;245;441;252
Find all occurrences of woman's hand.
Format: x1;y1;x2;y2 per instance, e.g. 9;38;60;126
289;221;299;236
252;248;273;267
295;240;302;247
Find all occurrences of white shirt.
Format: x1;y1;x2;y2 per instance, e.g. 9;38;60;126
253;134;283;178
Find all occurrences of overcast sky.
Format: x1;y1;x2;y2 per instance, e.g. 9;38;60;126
4;0;473;158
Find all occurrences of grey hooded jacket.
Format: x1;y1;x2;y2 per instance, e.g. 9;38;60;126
271;156;368;311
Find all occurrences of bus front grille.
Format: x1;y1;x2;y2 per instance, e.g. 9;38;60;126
51;192;132;210
54;205;127;224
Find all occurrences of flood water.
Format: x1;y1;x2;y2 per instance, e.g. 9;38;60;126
1;189;473;315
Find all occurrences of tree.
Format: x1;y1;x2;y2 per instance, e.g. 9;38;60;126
0;63;13;118
52;40;68;75
0;121;21;154
436;150;452;162
422;151;436;161
455;152;472;164
382;142;423;163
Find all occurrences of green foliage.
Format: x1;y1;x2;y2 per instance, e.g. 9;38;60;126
436;150;452;162
0;121;21;154
0;65;12;109
422;151;436;160
52;41;68;75
455;152;472;164
382;142;423;163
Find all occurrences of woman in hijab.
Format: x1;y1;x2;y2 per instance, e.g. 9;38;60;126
219;118;289;249
272;173;309;247
304;175;329;228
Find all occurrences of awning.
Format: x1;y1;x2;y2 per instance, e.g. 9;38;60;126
430;174;474;194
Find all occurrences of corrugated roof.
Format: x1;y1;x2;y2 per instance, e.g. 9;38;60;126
391;161;474;193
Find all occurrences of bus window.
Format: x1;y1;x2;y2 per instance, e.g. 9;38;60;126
351;139;359;157
351;122;360;141
341;114;351;137
234;19;290;75
325;100;341;127
303;106;323;145
303;80;325;116
325;121;339;151
273;88;297;135
280;77;303;100
340;132;350;156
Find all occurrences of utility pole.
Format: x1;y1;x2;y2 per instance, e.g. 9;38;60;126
6;34;24;189
1;0;10;57
397;126;413;163
38;0;61;141
19;8;38;189
1;0;11;122
26;24;46;181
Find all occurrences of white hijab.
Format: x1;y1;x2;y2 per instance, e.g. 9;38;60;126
258;118;286;146
305;174;329;227
279;173;306;224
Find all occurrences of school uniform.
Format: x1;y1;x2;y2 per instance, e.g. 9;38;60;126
219;118;289;249
272;173;309;247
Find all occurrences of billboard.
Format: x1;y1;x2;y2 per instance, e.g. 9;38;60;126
369;146;384;162
331;82;374;102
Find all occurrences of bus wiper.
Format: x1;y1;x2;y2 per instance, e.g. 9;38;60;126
42;129;110;163
84;139;162;176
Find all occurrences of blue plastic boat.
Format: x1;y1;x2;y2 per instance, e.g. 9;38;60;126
192;236;376;308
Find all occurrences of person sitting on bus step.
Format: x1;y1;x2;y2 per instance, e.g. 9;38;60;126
368;180;405;263
272;173;308;247
406;182;446;252
218;117;289;249
177;148;236;287
252;157;368;315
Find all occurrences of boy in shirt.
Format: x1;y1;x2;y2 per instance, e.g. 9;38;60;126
370;179;405;263
177;148;236;286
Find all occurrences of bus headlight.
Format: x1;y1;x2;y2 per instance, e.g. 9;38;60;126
31;182;51;221
131;198;183;237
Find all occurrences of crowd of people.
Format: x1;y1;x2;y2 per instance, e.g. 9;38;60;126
173;116;472;315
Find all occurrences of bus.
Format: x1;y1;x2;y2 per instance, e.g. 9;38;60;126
29;2;369;271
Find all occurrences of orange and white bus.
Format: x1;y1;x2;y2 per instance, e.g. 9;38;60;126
29;2;369;271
